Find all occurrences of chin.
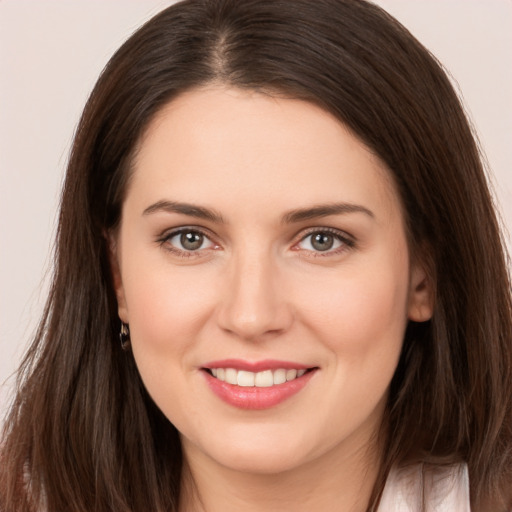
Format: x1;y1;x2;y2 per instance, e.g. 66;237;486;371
215;447;308;475
188;424;321;475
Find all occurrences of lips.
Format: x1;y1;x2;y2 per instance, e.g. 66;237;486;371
202;359;317;410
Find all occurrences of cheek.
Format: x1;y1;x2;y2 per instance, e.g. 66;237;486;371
295;255;410;434
119;257;220;422
297;255;410;359
120;254;217;355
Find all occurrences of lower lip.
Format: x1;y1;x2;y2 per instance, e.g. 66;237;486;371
203;370;316;410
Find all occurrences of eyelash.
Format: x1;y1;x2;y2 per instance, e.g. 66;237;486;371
156;226;356;258
157;227;218;258
294;227;355;258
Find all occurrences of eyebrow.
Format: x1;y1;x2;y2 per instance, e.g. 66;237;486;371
281;203;374;224
142;199;374;224
142;200;226;223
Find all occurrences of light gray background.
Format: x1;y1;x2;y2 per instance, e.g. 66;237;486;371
1;1;511;416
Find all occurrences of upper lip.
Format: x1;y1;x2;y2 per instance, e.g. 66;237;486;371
202;359;314;372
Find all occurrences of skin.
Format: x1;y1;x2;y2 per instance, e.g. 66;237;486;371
111;86;433;511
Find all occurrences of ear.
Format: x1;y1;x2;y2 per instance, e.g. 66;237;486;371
407;261;434;322
107;232;129;322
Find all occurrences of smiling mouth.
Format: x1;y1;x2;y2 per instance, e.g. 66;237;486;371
203;363;318;409
204;367;314;387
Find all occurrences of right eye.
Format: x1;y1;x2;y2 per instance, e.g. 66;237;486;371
160;228;217;255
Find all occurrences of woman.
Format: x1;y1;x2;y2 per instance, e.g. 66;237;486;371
1;0;511;510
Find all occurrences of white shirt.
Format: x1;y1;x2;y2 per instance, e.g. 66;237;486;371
378;463;470;511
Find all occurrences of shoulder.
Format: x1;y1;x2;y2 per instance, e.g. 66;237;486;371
378;463;470;511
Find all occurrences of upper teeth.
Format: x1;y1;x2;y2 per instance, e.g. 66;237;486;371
211;368;307;387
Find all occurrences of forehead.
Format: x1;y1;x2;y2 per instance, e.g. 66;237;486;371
128;86;402;225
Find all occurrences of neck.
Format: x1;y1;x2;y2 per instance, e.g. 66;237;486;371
178;426;383;512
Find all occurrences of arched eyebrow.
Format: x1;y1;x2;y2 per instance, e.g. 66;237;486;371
142;200;226;223
281;203;374;224
142;200;374;224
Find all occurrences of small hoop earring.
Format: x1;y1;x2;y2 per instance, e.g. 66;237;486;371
119;322;131;351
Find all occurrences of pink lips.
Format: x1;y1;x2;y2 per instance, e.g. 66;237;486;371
202;359;316;410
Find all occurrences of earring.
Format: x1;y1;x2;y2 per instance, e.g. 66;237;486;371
119;322;131;351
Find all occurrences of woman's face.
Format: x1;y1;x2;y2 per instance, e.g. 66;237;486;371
111;87;432;475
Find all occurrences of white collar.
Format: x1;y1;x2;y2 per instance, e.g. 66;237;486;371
377;463;470;511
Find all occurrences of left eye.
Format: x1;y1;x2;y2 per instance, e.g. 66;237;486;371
297;231;347;252
166;230;215;252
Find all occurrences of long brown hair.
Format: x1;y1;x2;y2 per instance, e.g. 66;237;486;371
2;1;511;510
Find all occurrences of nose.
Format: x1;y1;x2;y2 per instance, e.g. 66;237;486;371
216;248;293;341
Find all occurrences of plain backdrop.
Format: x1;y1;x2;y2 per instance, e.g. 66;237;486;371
1;0;511;416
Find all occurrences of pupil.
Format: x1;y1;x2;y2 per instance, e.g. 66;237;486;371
181;232;203;250
312;233;333;251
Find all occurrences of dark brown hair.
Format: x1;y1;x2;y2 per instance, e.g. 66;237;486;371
2;1;511;510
